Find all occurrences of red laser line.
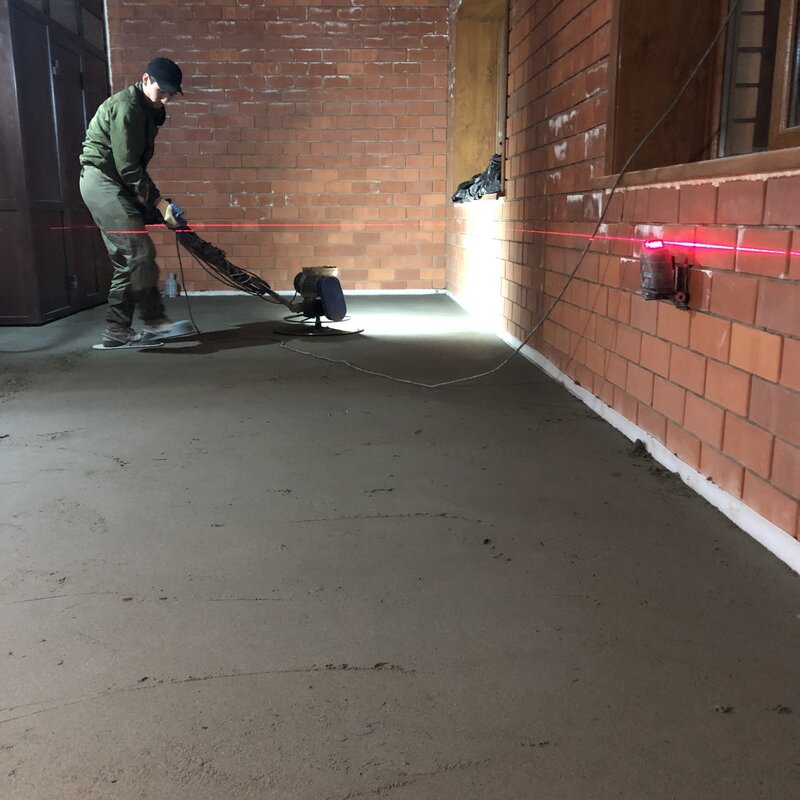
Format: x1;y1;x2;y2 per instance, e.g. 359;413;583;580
51;221;446;232
516;228;799;259
102;223;445;233
663;238;790;257
514;227;644;245
187;221;446;229
49;221;798;259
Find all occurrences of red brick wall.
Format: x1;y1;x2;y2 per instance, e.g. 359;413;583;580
447;0;800;539
105;0;449;291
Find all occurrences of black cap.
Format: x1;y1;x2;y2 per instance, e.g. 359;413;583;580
145;57;183;94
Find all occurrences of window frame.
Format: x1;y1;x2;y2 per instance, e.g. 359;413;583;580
604;0;800;186
769;0;800;149
451;0;509;198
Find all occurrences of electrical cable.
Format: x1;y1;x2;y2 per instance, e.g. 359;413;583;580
167;0;742;388
174;238;200;333
173;233;299;330
281;0;743;389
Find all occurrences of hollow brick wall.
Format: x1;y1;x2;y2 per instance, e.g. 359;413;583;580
447;0;800;539
105;0;450;291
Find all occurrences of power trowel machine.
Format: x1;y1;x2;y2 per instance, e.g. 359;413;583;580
171;213;353;336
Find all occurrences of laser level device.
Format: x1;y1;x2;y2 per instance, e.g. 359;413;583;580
640;240;690;310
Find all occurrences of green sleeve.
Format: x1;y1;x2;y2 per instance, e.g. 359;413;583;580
108;103;161;206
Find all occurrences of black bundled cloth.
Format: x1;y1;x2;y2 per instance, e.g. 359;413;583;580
451;154;502;203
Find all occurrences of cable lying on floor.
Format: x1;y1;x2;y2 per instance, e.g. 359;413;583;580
166;1;743;386
276;0;745;389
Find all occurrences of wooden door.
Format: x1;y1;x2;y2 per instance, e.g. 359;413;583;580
10;4;72;320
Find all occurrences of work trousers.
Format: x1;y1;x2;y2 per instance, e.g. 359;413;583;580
79;165;165;327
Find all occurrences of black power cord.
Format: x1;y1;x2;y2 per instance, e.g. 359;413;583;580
168;0;743;388
282;0;743;389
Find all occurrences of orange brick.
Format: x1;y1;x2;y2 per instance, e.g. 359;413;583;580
679;184;717;225
669;347;706;394
666;420;701;469
735;228;790;278
717;180;765;225
764;175;800;226
613;387;638;421
689;313;731;360
616;325;642;362
624;189;650;223
602;255;623;288
653;376;686;423
595;316;618;349
621;258;641;292
627;363;654;403
780;337;800;391
688;266;713;311
638;402;667;441
700;445;745;497
749;378;800;448
742;472;799;535
709;272;759;324
729;323;783;382
629;295;658;334
649;187;680;223
705;361;751;417
596;375;615;406
640;334;671;377
772;439;800;500
657;303;691;346
694;226;737;271
723;413;774;478
756;280;800;338
684;393;725;449
790;230;800;279
606;353;628;389
586;341;608;375
608;289;633;325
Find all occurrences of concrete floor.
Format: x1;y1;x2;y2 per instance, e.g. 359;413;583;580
1;294;799;799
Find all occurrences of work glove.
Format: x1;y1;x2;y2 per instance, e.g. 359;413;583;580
155;197;186;230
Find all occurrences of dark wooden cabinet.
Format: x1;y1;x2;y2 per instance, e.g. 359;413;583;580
0;0;110;325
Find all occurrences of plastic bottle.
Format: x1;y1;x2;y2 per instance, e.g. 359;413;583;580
164;273;179;298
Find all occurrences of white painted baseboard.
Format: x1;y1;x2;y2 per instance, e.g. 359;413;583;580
178;286;800;574
493;325;800;575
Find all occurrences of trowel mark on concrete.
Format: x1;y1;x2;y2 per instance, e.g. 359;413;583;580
32;428;87;441
322;662;415;675
205;595;294;602
10;498;110;537
7;591;116;605
173;663;418;686
293;512;484;524
330;758;491;800
0;663;417;726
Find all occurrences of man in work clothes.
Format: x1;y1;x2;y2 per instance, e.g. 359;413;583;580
80;57;191;347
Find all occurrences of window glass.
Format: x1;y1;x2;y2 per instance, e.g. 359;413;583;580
718;0;780;156
19;0;45;10
49;0;79;33
453;0;508;190
81;8;105;49
789;6;800;127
